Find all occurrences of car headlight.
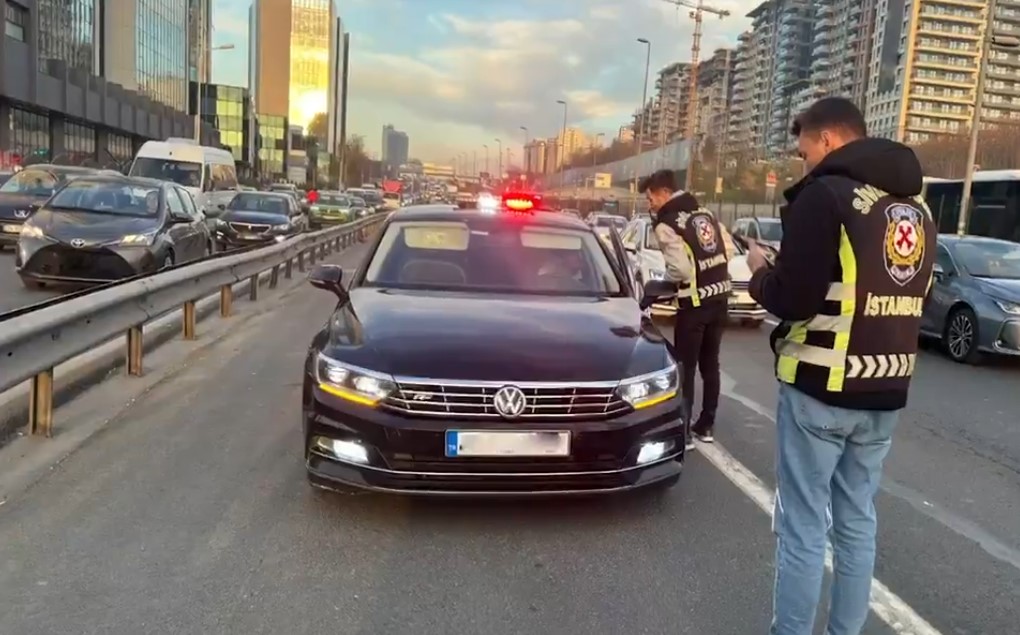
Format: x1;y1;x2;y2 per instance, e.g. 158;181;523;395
994;299;1020;315
120;232;156;246
616;364;679;409
315;353;396;407
20;224;45;239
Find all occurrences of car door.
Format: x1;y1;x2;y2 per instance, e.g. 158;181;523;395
165;187;201;260
289;197;306;232
921;243;961;334
608;225;637;299
177;186;211;255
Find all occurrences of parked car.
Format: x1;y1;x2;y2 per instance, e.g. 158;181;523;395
0;165;103;249
16;175;211;288
731;216;783;252
620;216;767;326
919;234;1020;363
212;191;306;250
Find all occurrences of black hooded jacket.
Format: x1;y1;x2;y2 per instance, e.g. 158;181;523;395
749;137;927;409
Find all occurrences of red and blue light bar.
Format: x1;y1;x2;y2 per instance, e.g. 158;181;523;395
501;192;543;213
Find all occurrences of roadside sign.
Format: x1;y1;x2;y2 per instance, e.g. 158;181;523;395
765;171;777;188
715;177;723;195
594;172;611;189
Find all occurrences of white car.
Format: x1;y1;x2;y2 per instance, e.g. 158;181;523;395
620;217;767;326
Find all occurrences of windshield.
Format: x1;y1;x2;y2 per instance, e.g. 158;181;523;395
228;193;289;215
364;219;623;296
319;194;350;206
48;181;160;216
129;158;201;188
363;192;383;203
954;241;1020;279
351;197;366;206
0;169;62;196
758;220;783;241
594;215;626;228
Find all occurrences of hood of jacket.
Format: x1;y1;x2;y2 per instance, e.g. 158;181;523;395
652;190;700;230
785;138;923;202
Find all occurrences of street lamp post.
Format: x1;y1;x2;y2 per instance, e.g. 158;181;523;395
520;126;529;177
633;37;652;216
590;132;605;199
482;144;489;180
195;43;236;142
495;138;503;181
556;100;568;180
958;1;1019;234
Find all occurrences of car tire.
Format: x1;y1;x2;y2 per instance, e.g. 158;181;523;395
944;306;982;364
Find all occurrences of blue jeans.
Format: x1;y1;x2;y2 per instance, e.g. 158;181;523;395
770;383;899;635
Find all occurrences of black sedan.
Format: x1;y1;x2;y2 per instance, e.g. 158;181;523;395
0;164;101;249
302;198;684;496
212;191;306;250
16;175;211;288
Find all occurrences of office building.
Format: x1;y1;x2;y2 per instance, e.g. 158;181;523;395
188;0;211;84
381;124;409;173
257;114;287;179
327;18;349;157
1;0;197;171
195;83;255;176
103;0;190;114
249;0;344;147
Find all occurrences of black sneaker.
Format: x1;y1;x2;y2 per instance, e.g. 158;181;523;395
692;427;715;443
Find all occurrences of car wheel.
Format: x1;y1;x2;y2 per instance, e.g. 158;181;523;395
944;307;982;364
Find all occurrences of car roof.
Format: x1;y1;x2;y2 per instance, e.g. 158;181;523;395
939;233;1017;247
67;174;169;187
393;205;593;230
237;190;292;199
19;164;101;175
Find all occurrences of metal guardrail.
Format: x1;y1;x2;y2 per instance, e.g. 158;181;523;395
0;215;384;437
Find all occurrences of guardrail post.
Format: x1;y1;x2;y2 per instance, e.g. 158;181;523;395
269;264;280;289
220;284;233;317
285;257;293;279
126;326;143;376
309;246;317;265
28;370;54;437
249;274;259;301
183;300;197;340
298;252;305;272
319;243;327;259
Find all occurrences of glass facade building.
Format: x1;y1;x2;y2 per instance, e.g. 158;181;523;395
258;114;287;179
188;0;211;83
288;0;332;130
196;83;254;167
37;0;97;74
136;0;189;112
9;108;51;162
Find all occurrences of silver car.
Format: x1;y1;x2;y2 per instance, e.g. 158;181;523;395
920;235;1020;363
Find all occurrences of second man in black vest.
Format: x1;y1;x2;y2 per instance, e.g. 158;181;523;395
639;170;733;448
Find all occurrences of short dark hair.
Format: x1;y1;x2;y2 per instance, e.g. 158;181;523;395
790;97;866;139
638;169;677;194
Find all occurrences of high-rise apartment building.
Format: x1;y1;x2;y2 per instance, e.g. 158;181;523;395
249;0;344;134
695;48;735;152
103;0;190;113
617;126;635;143
650;62;691;146
381;124;409;172
727;31;756;154
524;139;548;174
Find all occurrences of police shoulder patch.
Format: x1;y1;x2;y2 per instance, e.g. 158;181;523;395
691;215;717;252
884;203;926;287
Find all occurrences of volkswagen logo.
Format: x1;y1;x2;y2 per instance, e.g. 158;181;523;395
13;209;29;219
493;385;527;419
70;239;86;248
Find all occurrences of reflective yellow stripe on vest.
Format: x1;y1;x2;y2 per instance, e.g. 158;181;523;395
776;226;858;391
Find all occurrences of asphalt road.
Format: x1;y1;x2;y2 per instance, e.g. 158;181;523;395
0;249;61;312
0;246;1017;633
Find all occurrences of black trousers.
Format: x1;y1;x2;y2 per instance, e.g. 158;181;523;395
673;300;727;434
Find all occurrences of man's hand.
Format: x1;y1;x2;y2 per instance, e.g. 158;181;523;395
746;239;770;273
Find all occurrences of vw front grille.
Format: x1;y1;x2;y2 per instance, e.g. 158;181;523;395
229;222;271;233
384;378;629;419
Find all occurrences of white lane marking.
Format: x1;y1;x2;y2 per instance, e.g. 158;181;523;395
696;440;943;635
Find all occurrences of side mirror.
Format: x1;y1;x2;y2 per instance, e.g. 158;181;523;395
933;263;946;281
308;264;347;300
169;211;192;224
624;244;637;254
640;279;677;310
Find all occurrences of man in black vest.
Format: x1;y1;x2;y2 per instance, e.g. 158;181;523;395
639;169;733;449
746;97;935;635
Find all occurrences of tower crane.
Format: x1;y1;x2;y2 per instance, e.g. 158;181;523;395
660;0;729;190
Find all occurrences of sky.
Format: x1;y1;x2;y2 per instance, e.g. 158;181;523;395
210;0;761;164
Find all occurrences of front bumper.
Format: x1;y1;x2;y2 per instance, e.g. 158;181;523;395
16;238;157;283
0;219;24;245
989;319;1020;356
304;386;685;497
215;231;287;248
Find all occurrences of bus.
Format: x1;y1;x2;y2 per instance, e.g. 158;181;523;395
922;170;1020;242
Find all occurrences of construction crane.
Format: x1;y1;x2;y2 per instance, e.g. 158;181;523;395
660;0;729;191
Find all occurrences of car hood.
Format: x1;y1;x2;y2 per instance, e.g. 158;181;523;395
0;192;48;220
321;288;672;382
222;210;289;225
728;254;752;282
27;208;161;244
976;277;1020;302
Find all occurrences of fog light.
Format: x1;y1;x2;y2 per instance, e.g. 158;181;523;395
312;435;370;464
274;235;286;243
636;440;673;465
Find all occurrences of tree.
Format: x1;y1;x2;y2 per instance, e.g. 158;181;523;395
307;113;329;143
910;123;1020;178
343;134;370;186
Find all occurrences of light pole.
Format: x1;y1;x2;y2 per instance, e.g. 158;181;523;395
472;150;477;178
590;132;605;199
520;126;529;176
633;37;652;215
495;138;503;181
482;144;489;180
195;43;236;142
957;2;1019;235
556;100;568;179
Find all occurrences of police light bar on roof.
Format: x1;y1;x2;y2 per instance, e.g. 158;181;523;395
502;192;541;212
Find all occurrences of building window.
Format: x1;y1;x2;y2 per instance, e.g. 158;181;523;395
63;121;97;164
37;0;95;73
10;108;51;162
104;133;133;165
5;0;26;41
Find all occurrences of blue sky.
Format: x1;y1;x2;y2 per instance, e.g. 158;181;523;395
211;0;758;163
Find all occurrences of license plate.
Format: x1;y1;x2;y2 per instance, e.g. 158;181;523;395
445;431;570;457
241;233;261;240
2;224;22;234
